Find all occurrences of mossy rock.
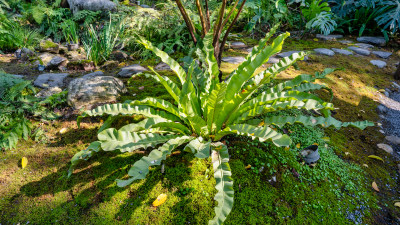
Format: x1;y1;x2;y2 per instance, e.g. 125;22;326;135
39;39;59;54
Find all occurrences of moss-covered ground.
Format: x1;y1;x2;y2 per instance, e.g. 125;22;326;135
1;36;400;224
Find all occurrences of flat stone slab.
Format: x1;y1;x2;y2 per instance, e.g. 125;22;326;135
372;51;392;59
331;48;353;55
357;36;386;46
222;56;246;64
118;64;148;77
370;60;386;68
377;143;393;154
385;135;400;145
316;34;343;41
348;47;370;56
266;57;280;64
314;48;335;56
34;73;69;89
277;50;308;60
155;62;171;71
230;42;247;48
338;40;353;44
355;43;374;49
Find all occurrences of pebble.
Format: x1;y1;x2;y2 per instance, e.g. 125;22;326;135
377;143;393;154
331;48;353;55
348;47;371;56
385;136;400;145
314;48;335;56
372;51;392;59
370;60;387;68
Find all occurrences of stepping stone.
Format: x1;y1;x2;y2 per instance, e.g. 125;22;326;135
34;73;69;89
230;42;247;48
385;135;400;145
338;40;353;44
316;34;343;41
118;64;148;77
314;48;335;56
155;62;171;71
377;143;393;154
277;50;302;58
370;60;387;68
331;48;353;55
355;43;374;49
372;51;392;59
222;56;246;64
357;36;386;46
348;47;370;56
246;47;253;53
266;57;280;64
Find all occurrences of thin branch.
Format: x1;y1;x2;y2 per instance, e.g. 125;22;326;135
212;0;227;46
196;0;207;37
222;0;240;28
218;0;247;65
204;0;210;31
175;0;197;44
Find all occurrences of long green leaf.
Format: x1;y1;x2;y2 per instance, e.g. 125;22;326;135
116;136;194;187
98;128;178;152
214;124;291;147
184;137;211;158
68;141;101;177
119;118;170;132
130;97;180;118
207;82;227;134
209;142;234;225
151;122;192;135
138;72;181;103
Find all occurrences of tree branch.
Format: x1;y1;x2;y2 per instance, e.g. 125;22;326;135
222;0;240;28
204;0;210;31
212;0;227;46
196;0;207;37
175;0;197;44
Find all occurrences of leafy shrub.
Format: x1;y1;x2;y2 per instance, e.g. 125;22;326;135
301;0;337;35
61;19;79;44
82;16;126;66
0;15;42;51
0;72;59;150
68;27;373;224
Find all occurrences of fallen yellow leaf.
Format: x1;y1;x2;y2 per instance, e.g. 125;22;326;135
395;202;400;208
313;38;319;41
245;165;251;169
258;121;265;126
372;181;380;192
284;146;290;151
363;164;368;168
313;143;318;146
296;143;301;149
153;194;167;207
59;128;68;134
368;155;384;162
21;157;28;168
345;152;350;156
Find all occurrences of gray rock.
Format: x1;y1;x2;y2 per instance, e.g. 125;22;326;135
36;87;63;98
370;60;386;68
82;71;104;78
222;56;246;64
348;47;370;56
316;34;343;41
377;105;387;114
112;50;128;61
67;0;116;14
48;56;68;70
39;39;59;54
155;62;171;71
377;143;393;154
372;51;392;59
37;52;56;66
66;51;86;61
67;75;126;109
34;73;69;89
118;64;148;77
246;47;253;53
230;42;247;48
314;48;335;56
100;60;118;70
385;135;400;145
338;40;353;44
355;43;374;49
15;48;35;60
331;48;353;55
267;57;280;64
357;36;387;46
277;50;301;58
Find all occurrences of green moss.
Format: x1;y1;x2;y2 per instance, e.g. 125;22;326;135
40;40;58;49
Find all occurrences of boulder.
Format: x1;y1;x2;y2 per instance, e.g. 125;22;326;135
67;72;126;109
67;0;116;14
111;50;128;61
357;36;386;46
221;56;246;64
34;73;69;89
331;48;353;55
377;143;393;154
316;34;343;41
36;53;56;66
370;60;386;68
348;47;370;56
15;48;35;60
372;51;392;59
66;51;86;61
47;56;68;70
39;39;59;54
314;48;335;56
101;60;119;70
36;87;63;98
118;64;148;77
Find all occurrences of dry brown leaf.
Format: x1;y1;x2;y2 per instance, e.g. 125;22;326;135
372;181;380;192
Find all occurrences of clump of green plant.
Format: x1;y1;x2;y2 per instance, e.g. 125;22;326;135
82;16;126;66
68;27;373;224
0;72;59;150
61;19;79;44
0;14;42;51
301;0;337;35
